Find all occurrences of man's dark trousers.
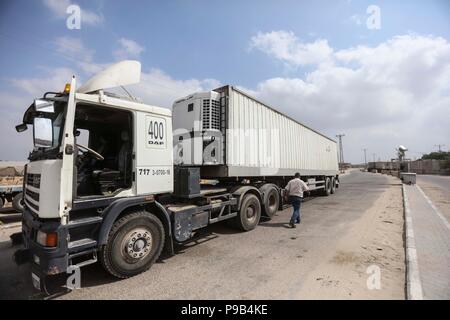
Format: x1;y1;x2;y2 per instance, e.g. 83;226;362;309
289;195;302;224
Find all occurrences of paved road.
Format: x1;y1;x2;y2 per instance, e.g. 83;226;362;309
0;171;399;300
416;175;450;192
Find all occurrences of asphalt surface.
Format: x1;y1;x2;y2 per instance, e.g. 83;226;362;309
0;170;397;300
416;174;450;192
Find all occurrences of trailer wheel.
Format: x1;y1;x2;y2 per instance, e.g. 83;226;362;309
12;192;24;212
330;178;336;194
100;210;165;279
263;187;279;218
234;193;261;231
322;177;331;196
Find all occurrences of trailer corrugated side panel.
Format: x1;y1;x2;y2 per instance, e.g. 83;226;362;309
226;87;338;177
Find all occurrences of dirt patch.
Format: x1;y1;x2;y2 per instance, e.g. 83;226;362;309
417;181;450;223
331;251;361;265
295;176;405;299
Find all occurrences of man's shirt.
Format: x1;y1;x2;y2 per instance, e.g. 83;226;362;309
285;178;309;198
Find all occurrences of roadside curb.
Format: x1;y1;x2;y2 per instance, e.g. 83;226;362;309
402;184;424;300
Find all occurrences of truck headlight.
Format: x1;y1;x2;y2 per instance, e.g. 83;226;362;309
36;230;58;247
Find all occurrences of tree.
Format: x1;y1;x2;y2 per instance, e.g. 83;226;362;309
421;151;450;161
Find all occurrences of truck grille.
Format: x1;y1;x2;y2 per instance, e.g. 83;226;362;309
25;188;40;202
25;173;41;213
26;199;39;213
202;99;221;130
26;173;41;188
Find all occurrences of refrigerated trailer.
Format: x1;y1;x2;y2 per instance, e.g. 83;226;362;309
14;61;339;293
173;85;339;179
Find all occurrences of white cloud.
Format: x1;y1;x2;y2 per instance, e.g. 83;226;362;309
10;67;76;96
0;92;33;161
3;31;449;163
124;68;220;107
54;37;106;75
114;38;146;60
43;0;103;25
4;68;85;161
250;30;333;67
54;36;94;63
248;32;450;162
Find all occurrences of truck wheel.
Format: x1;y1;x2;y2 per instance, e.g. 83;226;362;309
12;193;24;212
330;178;336;194
0;197;3;209
322;177;331;196
263;186;279;218
100;211;165;279
234;193;261;231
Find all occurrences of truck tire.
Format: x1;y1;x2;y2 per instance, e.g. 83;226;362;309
234;193;261;231
12;192;24;212
100;210;165;279
263;186;279;218
322;177;331;196
0;197;3;209
330;177;336;194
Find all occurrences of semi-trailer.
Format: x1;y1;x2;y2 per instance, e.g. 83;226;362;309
14;61;339;292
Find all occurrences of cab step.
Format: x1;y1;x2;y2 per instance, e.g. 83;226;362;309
68;216;103;229
68;238;97;253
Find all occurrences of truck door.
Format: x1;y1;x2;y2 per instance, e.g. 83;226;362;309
135;111;174;195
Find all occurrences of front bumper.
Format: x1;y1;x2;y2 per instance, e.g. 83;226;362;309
21;209;69;275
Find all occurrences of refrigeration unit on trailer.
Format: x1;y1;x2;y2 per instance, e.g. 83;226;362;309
14;61;339;293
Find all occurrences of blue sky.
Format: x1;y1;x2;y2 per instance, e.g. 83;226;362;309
0;0;449;162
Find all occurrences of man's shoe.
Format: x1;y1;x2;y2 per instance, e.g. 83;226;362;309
296;219;301;224
289;223;296;228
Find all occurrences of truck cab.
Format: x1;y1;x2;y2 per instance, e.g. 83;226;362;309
16;61;177;290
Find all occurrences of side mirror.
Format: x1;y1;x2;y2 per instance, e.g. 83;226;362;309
15;123;28;133
33;118;53;147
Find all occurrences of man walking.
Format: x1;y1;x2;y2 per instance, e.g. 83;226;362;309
285;172;309;228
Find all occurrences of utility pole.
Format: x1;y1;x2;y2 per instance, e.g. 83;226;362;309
336;134;345;165
363;148;367;168
435;144;445;152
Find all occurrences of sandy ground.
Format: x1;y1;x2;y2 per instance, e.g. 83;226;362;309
416;181;450;223
295;179;405;299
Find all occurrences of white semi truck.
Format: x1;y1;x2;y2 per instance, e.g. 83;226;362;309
14;61;339;292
